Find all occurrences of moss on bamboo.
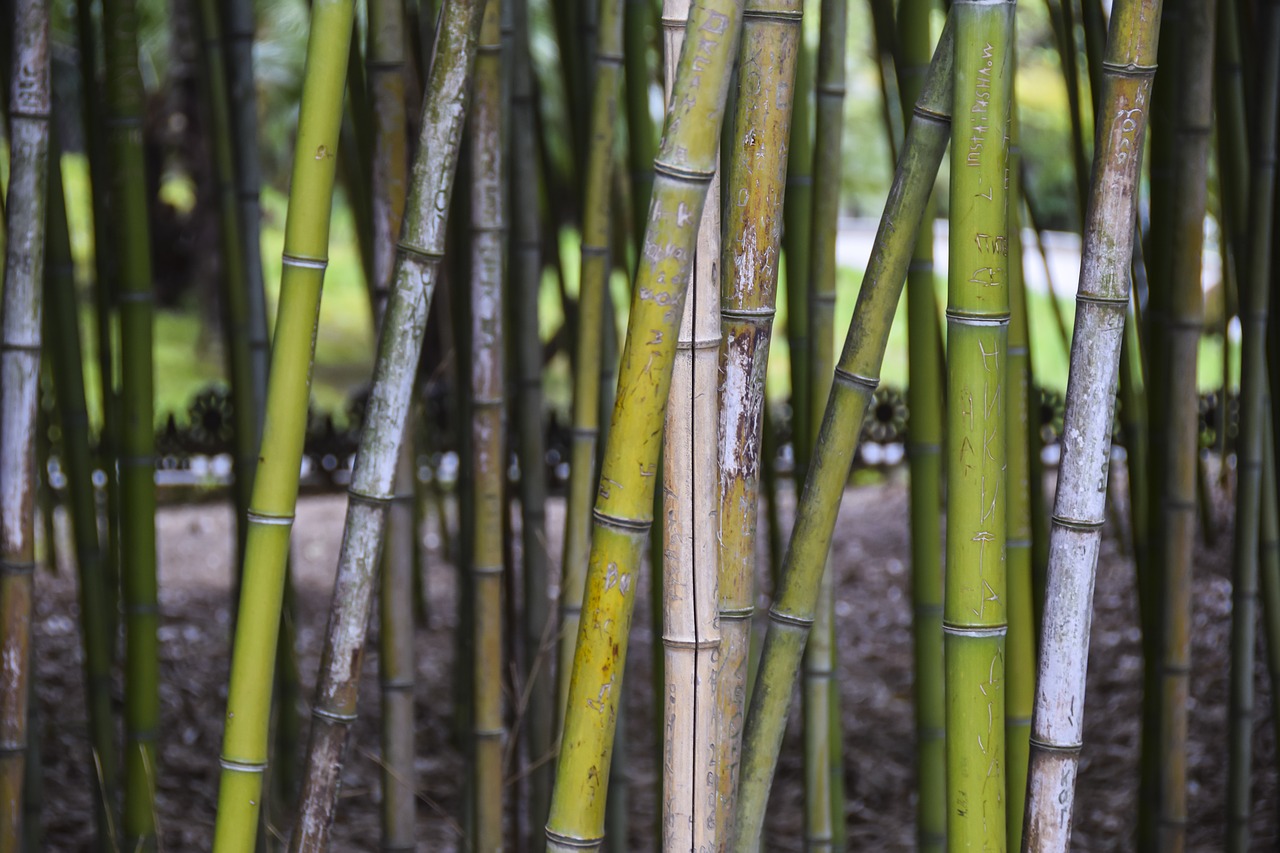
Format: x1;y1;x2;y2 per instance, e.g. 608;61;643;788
731;25;954;851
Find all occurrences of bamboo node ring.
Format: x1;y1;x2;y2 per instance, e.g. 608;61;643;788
719;606;755;620
743;9;804;21
396;241;445;262
941;624;1007;637
1028;737;1082;755
544;828;604;848
312;707;358;724
219;757;268;773
768;608;814;628
662;637;719;650
1075;293;1129;307
592;509;652;533
347;488;393;506
652;159;717;183
281;253;328;270
833;367;879;391
246;511;295;526
0;560;36;576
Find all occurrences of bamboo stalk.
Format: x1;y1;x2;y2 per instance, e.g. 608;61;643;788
1259;418;1280;772
1225;6;1279;848
365;2;417;847
659;0;722;846
945;6;1015;851
543;0;745;844
45;133;116;852
894;2;945;849
731;25;954;851
102;0;161;844
468;0;507;847
624;0;657;252
1153;4;1214;848
511;0;554;838
1022;0;1162;845
783;18;815;479
555;0;630;731
282;0;489;844
714;0;802;839
220;0;270;426
211;2;358;849
803;0;848;841
0;2;50;847
1004;110;1034;849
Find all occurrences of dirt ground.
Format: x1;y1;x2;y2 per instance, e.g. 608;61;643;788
30;470;1279;851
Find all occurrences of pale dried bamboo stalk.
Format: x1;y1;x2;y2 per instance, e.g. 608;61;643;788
660;1;722;847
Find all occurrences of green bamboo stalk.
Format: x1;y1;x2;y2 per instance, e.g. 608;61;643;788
78;0;122;652
803;0;847;840
511;0;554;838
544;0;745;844
895;1;945;849
46;133;116;852
944;6;1015;851
211;3;357;849
784;17;814;479
102;0;160;844
1225;6;1279;848
731;24;954;850
196;0;256;566
714;0;802;838
867;0;903;160
555;0;629;731
1004;110;1034;849
624;0;657;252
0;2;50;847
468;0;506;847
1152;3;1215;847
281;0;488;845
220;0;270;426
369;0;409;326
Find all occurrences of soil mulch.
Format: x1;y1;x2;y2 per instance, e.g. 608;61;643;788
30;471;1278;850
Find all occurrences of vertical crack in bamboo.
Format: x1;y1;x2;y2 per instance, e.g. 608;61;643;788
731;24;954;852
0;1;50;847
944;3;1013;848
714;0;802;841
1022;0;1162;847
661;0;722;845
543;0;746;845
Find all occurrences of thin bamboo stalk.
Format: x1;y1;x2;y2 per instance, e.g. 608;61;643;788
212;2;358;849
282;0;489;844
895;1;945;849
1225;6;1279;848
624;0;657;252
731;25;954;850
511;0;554;838
555;0;629;731
543;0;746;844
45;134;116;852
1022;0;1162;845
0;2;49;847
1004;111;1034;849
803;0;847;840
1154;4;1214;848
220;0;270;426
659;0;722;845
102;0;161;844
714;0;802;840
1045;0;1090;224
783;20;815;477
468;0;507;846
1259;418;1280;771
366;2;417;847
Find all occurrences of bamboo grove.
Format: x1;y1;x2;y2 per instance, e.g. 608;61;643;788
7;0;1280;848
